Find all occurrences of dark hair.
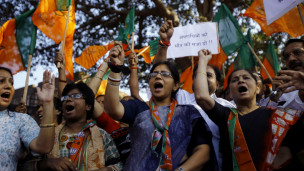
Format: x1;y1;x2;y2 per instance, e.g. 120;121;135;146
227;69;257;89
150;61;180;99
193;64;221;83
0;66;13;78
62;82;95;120
283;39;304;58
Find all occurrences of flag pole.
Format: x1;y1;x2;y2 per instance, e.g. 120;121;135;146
136;45;150;57
297;5;304;27
222;63;226;78
22;54;33;104
131;32;135;52
75;75;91;83
57;4;71;68
247;42;273;82
191;56;194;72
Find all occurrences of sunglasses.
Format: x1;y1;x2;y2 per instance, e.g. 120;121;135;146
148;71;172;79
61;93;84;102
283;48;304;60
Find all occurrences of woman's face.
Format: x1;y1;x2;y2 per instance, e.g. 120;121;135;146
148;64;178;101
0;69;14;111
229;70;259;103
62;88;90;122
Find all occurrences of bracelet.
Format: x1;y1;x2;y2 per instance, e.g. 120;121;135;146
58;78;67;83
40;123;56;128
159;39;171;46
108;76;121;82
130;66;138;69
197;72;207;76
95;76;103;80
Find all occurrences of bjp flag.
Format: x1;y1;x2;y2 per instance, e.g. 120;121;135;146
243;0;304;37
32;0;75;80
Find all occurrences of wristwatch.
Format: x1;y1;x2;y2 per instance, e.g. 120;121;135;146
177;167;185;171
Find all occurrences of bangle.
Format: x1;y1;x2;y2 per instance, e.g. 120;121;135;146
40;123;56;128
98;70;105;73
159;39;171;46
58;78;67;83
108;76;121;82
197;72;207;76
95;76;103;80
130;66;138;69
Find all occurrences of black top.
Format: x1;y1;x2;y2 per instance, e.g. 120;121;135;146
206;101;272;171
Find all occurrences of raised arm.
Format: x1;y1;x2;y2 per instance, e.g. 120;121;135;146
104;42;125;121
153;20;174;64
55;51;67;98
30;70;55;154
128;52;143;101
194;49;215;111
88;59;109;95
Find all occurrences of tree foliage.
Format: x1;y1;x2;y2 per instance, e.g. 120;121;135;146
0;0;296;88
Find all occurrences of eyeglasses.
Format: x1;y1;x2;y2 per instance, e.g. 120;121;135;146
61;93;84;102
148;71;172;79
283;48;304;60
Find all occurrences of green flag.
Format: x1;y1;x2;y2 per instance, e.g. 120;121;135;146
123;6;135;37
260;39;281;79
115;23;129;44
15;8;37;68
213;4;247;56
56;0;71;11
234;29;256;70
148;38;160;57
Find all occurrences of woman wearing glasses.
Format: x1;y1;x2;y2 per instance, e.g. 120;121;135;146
104;42;216;171
37;82;122;171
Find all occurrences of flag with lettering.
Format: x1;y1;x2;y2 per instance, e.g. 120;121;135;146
260;39;281;80
32;0;75;80
213;4;247;56
243;0;304;37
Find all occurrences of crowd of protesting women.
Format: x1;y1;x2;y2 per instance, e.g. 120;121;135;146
1;20;304;171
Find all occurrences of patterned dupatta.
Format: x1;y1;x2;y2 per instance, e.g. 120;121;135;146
149;98;177;171
228;107;303;171
68;120;96;166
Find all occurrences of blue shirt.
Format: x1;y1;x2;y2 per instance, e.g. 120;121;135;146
0;110;39;171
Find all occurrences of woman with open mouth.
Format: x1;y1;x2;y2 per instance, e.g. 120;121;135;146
36;82;122;171
0;67;56;171
194;49;303;171
104;42;217;171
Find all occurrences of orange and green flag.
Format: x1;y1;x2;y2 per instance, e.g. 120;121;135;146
243;0;304;37
32;0;75;80
260;39;281;80
0;9;37;74
209;46;228;70
123;6;135;39
223;63;235;90
213;4;247;56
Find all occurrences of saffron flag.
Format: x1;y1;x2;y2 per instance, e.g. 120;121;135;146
75;42;115;69
180;66;194;93
223;63;235;90
243;0;304;37
32;0;75;80
0;9;37;74
260;40;281;80
0;19;24;74
209;46;228;70
234;29;256;70
213;4;247;56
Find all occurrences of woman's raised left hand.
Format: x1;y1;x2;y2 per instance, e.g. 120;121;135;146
36;70;55;103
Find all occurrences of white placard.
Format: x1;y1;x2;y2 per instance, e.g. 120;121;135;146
264;0;304;25
167;22;219;59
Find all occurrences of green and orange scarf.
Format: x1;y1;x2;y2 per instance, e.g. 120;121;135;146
149;98;177;171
